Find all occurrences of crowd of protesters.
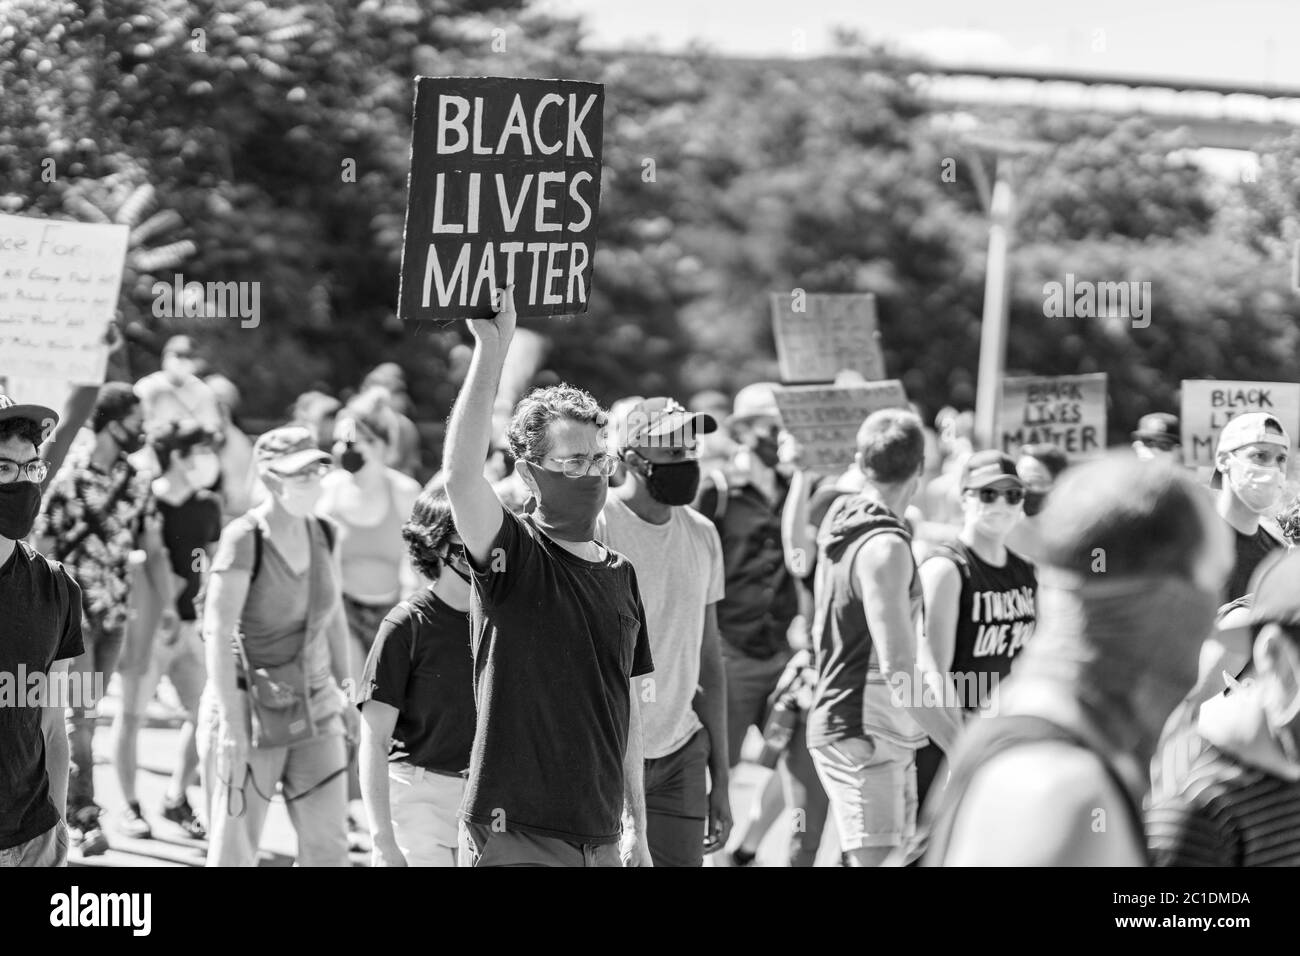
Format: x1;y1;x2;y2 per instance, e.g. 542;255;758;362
4;292;1300;867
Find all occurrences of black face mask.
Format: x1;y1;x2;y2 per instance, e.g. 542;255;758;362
635;458;701;506
0;480;42;540
340;443;365;474
111;421;144;455
1023;490;1047;517
746;433;781;469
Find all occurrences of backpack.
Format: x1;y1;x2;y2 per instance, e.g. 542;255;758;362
249;515;336;582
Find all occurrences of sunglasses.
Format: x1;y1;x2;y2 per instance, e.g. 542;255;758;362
967;487;1025;505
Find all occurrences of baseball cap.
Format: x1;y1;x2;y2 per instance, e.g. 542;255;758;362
1132;412;1180;446
1211;412;1290;488
615;397;717;451
960;450;1025;490
729;382;781;423
253;426;331;475
0;393;59;439
1247;549;1300;631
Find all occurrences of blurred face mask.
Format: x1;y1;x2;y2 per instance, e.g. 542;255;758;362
184;450;221;489
631;455;701;506
1226;455;1284;514
339;441;365;474
274;475;324;517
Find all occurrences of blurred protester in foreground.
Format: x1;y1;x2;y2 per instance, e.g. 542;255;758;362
599;397;731;867
205;373;258;521
1148;550;1300;865
692;383;807;866
922;455;1232;866
916;451;1037;807
1004;443;1069;565
808;409;961;867
134;336;223;437
319;394;421;684
1131;412;1182;463
361;364;423;478
1212;412;1289;603
359;487;474;867
0;395;83;868
292;390;342;455
200;427;356;867
34;383;176;858
111;421;220;841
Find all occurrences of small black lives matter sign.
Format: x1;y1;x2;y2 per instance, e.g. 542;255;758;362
398;76;604;321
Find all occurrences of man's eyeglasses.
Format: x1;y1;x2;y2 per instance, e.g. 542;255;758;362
966;487;1025;505
534;453;618;478
0;458;49;484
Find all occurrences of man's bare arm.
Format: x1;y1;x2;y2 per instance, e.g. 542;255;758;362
42;660;71;821
444;288;516;565
855;535;964;753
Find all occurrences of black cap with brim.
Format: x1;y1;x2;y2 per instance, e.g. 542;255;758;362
624;409;718;450
0;396;59;439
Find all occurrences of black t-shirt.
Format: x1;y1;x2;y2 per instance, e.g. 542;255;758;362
463;507;654;844
1225;525;1283;603
0;543;84;850
926;541;1037;711
158;490;224;620
357;588;475;775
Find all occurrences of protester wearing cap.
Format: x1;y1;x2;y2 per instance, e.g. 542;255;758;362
33;382;176;858
1132;412;1181;462
1005;444;1069;566
915;451;1038;807
1212;412;1290;603
134;335;224;438
1149;548;1300;865
198;426;356;867
596;397;731;866
0;394;85;866
690;383;812;865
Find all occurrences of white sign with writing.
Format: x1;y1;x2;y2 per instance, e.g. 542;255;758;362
0;214;129;384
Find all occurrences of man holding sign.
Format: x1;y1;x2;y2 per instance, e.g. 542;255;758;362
398;77;603;322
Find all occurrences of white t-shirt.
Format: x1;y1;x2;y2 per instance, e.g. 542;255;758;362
597;494;725;759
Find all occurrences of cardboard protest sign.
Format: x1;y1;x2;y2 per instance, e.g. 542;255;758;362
999;373;1106;459
774;379;908;475
770;293;885;384
1180;380;1300;468
0;214;129;384
398;76;604;321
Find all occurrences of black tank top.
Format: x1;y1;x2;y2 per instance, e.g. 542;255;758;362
926;540;1037;711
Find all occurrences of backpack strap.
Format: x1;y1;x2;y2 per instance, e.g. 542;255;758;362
249;515;334;583
919;714;1147;866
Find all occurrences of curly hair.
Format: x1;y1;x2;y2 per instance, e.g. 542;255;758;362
1278;492;1300;546
401;485;457;581
507;384;607;463
0;418;46;449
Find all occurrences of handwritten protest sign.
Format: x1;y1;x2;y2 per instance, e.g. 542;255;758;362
770;293;885;384
774;380;908;474
1180;380;1300;468
0;214;129;384
398;76;604;321
999;373;1107;459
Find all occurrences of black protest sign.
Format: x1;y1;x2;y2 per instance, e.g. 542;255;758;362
398;76;604;321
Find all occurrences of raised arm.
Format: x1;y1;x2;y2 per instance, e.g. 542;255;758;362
854;535;963;754
444;286;516;565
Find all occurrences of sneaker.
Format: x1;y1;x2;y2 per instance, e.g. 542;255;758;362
117;801;152;839
68;804;109;857
160;795;206;840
